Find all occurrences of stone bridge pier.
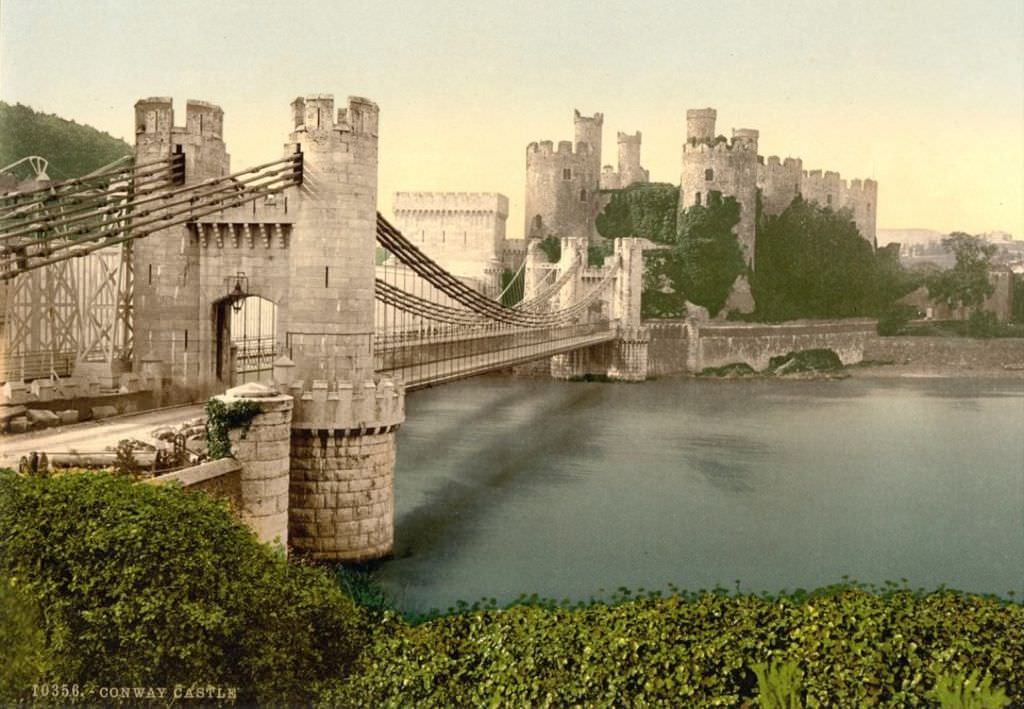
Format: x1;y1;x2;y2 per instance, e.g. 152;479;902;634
550;236;649;381
279;94;406;562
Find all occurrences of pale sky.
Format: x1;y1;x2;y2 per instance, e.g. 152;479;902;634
2;0;1022;239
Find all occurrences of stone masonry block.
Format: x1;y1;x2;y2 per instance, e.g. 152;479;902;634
240;459;288;482
255;440;290;461
264;475;290;498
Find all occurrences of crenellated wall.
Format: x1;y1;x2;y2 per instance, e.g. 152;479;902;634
757;156;803;217
391;191;508;296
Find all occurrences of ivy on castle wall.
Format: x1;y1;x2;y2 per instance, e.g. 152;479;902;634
204;398;262;460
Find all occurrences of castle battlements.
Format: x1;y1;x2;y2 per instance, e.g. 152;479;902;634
134;97;225;140
290;94;378;137
526;140;594;157
682;137;758;155
288;377;405;432
394;191;509;217
618;131;642;145
762;155;803;171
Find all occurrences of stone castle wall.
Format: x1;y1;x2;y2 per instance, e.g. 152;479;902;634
392;191;508;295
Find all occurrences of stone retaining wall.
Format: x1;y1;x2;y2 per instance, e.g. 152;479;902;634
148;458;243;509
864;336;1024;372
645;318;876;374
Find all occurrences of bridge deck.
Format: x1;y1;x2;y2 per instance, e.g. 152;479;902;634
375;321;617;390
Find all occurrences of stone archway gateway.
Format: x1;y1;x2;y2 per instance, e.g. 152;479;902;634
216;294;277;386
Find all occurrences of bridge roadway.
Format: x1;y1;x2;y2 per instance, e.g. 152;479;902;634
0;404;205;468
1;324;618;466
375;321;618;390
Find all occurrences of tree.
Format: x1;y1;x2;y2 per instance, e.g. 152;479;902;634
595;182;679;245
671;193;745;316
926;232;997;311
537;235;561;262
751;197;881;320
595;185;743;318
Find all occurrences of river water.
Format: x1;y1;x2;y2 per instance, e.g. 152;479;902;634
375;376;1024;612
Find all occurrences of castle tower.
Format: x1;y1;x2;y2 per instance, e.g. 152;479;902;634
283;94;404;562
525;109;604;242
617;131;649;188
840;178;878;246
131;98;229;393
680;111;759;270
686;108;717;145
757;156;803;217
573;109;603;179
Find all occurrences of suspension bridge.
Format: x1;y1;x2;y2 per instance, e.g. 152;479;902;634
0;93;650;561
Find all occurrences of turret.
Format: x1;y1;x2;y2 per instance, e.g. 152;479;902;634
573;109;604;171
731;128;759;152
686;108;717;145
131;97;229;389
617;131;647;187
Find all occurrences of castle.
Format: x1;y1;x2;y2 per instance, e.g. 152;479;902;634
527;107;878;262
392;106;876;302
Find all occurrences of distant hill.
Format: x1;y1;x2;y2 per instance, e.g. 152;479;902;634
0;102;132;180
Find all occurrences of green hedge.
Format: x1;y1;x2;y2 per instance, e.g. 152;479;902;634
0;470;366;706
320;588;1023;707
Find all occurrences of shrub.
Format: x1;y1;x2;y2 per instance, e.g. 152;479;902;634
0;574;51;699
967;310;998;339
768;348;843;374
0;469;366;706
876;304;918;336
318;587;1023;707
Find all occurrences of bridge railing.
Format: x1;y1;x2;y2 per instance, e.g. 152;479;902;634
1;349;76;384
374;320;618;389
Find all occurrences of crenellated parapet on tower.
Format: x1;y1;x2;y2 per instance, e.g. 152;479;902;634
525;109;603;241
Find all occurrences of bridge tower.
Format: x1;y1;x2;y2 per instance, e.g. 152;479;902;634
281;95;404;562
132;98;229;394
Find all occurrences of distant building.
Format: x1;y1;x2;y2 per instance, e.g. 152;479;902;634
390;192;508;296
899;266;1015;322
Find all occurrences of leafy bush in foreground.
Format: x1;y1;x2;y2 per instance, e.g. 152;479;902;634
0;470;366;706
320;587;1023;707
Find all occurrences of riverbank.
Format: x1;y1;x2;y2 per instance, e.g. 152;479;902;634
857;335;1024;379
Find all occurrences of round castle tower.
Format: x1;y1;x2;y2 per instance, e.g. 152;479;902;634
524;110;603;241
282;94;404;562
680;109;759;270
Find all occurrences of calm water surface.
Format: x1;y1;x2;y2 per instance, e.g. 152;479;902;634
375;376;1024;612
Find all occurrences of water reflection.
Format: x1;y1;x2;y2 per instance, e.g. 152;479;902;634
378;376;1024;610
